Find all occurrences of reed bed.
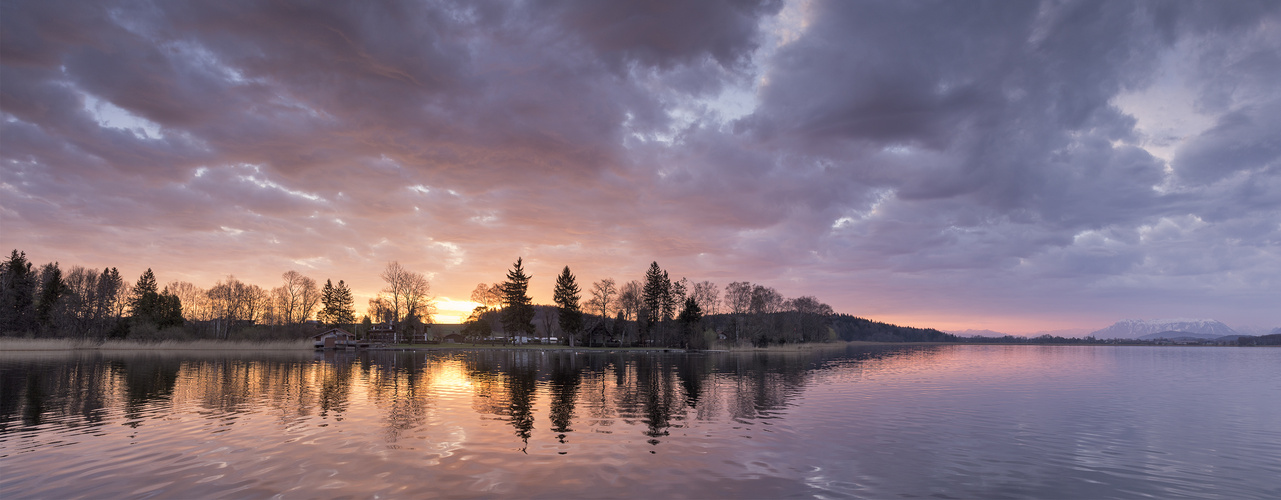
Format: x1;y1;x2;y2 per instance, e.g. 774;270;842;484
724;341;858;352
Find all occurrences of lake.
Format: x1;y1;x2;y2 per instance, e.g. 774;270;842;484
1;345;1278;499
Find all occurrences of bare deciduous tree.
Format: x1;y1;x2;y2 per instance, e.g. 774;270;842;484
378;262;435;325
723;282;753;316
403;271;434;325
749;285;784;315
368;296;394;324
470;282;503;310
275;270;319;324
207;276;268;338
586;278;616;320
618;280;642;322
62;266;97;337
487;283;504;309
691;281;720;316
166;281;210;322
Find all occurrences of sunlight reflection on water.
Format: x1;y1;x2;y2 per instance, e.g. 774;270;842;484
1;346;1278;499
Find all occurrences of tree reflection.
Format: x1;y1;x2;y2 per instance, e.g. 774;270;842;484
505;358;538;451
547;353;582;443
0;345;948;454
116;356;181;427
637;356;678;445
316;353;354;419
365;351;433;446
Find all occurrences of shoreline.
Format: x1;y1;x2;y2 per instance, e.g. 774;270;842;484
0;338;312;351
1;338;1268;353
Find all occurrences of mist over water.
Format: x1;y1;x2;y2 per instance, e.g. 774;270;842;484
2;346;1278;499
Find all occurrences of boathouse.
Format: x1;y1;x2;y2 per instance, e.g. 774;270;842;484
313;328;355;349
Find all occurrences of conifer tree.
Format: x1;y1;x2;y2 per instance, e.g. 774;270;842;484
334;280;356;325
1;250;37;333
319;279;356;328
35;262;66;331
501;258;535;338
318;279;336;324
128;269;161;323
156;289;184;329
659;270;675;321
553;266;583;344
641;261;674;345
94;267;124;336
678;297;702;348
642;262;673;326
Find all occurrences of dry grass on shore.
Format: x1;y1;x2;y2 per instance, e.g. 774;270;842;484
0;338;312;351
721;341;859;352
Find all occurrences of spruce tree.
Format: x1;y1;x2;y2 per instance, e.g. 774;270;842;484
678;297;702;348
93;267;123;338
659;270;675;321
129;269;160;323
35;262;66;331
335;280;356;325
1;250;37;334
553;266;583;344
642;261;673;326
156;290;184;329
319;279;336;325
501;258;535;338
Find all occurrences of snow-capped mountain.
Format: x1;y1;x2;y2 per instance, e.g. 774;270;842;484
1090;319;1238;339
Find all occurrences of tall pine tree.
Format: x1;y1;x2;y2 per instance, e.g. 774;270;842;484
35;262;66;331
0;250;37;334
501;258;535;338
95;267;123;334
642;262;674;345
334;280;356;325
318;279;336;324
642;262;669;324
553;266;583;344
319;279;356;327
678;297;703;349
156;289;184;329
128;269;161;324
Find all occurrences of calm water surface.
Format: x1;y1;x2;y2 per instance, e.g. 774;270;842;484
1;345;1278;499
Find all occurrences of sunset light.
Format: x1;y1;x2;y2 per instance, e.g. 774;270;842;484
2;1;1278;335
2;2;1279;498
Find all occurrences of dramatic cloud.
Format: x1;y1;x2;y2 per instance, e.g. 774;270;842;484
2;0;1278;330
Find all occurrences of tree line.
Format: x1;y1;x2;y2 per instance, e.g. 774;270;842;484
462;258;845;348
7;248;931;347
0;250;420;341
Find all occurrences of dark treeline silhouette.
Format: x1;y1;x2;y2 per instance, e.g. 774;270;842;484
463;259;849;348
7;249;1031;347
829;314;959;342
959;333;1281;346
0;249;397;342
1236;334;1281;346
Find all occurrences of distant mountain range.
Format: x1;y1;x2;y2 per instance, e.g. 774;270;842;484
1090;319;1238;339
947;328;1093;338
948;321;1276;341
1135;331;1232;341
949;329;1007;338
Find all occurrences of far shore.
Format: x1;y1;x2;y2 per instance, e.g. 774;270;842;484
0;338;312;351
1;338;1267;353
0;338;881;353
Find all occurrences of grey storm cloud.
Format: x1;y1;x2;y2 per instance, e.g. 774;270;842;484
2;0;1278;331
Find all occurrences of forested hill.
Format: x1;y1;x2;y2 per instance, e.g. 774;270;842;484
830;314;960;343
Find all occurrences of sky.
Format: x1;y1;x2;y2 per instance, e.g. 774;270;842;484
2;0;1279;333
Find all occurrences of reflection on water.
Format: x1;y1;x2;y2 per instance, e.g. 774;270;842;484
1;346;1279;498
